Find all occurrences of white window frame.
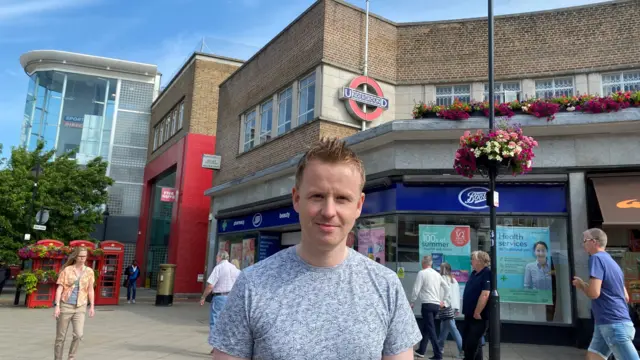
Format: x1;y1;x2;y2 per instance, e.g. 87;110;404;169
260;100;273;144
535;77;574;99
171;109;177;136
277;87;293;135
243;110;256;152
602;71;640;96
483;81;521;103
178;101;184;129
153;127;159;150
298;72;316;125
435;85;471;106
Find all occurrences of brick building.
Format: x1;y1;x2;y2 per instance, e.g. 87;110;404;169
205;0;640;346
135;52;242;294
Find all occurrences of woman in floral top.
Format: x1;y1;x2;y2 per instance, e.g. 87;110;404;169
53;247;95;360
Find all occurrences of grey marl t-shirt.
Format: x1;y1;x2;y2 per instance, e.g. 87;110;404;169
210;246;422;360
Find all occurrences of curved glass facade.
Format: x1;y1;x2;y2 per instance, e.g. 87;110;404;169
21;71;117;164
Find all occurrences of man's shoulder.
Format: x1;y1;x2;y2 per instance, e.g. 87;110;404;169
241;247;295;281
346;249;401;284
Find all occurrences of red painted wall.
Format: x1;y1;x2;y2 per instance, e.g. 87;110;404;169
135;133;215;294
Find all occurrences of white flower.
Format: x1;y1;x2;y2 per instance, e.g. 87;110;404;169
567;106;575;112
526;160;532;167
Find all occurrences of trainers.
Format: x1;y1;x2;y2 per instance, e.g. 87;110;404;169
414;351;425;358
127;300;131;304
132;299;136;304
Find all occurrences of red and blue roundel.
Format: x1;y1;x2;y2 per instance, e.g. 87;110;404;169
339;76;389;122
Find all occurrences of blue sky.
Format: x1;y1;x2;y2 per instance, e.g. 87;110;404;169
0;0;608;153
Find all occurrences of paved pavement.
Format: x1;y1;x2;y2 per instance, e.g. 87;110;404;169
0;284;587;360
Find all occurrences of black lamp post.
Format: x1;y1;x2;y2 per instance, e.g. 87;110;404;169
487;0;501;359
15;162;43;306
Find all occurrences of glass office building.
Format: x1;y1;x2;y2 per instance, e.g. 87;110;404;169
19;50;161;246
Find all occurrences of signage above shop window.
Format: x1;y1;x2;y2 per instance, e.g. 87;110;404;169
216;183;567;234
160;187;176;202
338;76;389;122
202;154;221;170
63;115;84;128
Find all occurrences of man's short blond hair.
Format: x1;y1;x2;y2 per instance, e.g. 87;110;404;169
471;250;491;267
295;137;365;190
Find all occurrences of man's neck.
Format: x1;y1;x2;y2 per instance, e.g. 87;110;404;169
297;242;348;268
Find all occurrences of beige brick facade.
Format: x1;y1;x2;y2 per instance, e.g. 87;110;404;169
148;54;241;162
213;0;640;187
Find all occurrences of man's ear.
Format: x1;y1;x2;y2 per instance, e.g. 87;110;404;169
292;186;300;213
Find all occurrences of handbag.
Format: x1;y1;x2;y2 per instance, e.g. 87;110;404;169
438;306;455;320
205;293;213;303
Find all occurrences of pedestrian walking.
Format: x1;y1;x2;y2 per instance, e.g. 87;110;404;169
53;247;96;360
411;255;450;359
461;250;491;360
573;228;639;360
437;262;463;359
0;261;10;296
124;260;139;304
200;250;240;355
209;138;421;360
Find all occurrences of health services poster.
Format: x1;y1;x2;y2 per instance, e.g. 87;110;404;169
496;226;553;305
357;227;385;264
418;225;471;283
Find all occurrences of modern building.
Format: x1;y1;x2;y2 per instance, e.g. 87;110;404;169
203;0;640;347
19;50;161;263
134;52;242;294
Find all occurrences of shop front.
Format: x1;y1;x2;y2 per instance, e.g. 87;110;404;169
212;178;577;344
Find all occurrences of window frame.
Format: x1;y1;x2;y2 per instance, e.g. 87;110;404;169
277;87;293;136
484;81;522;103
435;84;471;106
243;110;257;152
534;77;574;99
297;72;316;125
260;99;273;144
601;71;640;96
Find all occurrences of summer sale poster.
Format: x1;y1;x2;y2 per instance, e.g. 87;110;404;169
496;226;552;305
357;227;385;264
418;225;471;283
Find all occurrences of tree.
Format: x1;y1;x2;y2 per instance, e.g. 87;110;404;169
0;142;114;264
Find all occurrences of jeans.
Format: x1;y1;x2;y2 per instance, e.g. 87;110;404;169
418;303;442;358
127;280;137;300
438;318;463;355
208;295;228;346
462;316;488;360
588;321;639;360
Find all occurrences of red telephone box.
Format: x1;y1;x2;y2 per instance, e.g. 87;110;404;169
25;239;65;308
94;241;125;305
69;240;98;269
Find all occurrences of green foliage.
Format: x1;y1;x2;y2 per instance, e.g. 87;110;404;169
0;141;114;264
16;269;59;294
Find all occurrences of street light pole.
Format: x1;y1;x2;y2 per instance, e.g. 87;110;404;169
487;0;501;359
14;160;42;306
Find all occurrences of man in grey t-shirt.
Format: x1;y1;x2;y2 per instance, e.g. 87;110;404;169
211;138;422;360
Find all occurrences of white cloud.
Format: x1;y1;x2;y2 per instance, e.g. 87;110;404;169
0;0;99;21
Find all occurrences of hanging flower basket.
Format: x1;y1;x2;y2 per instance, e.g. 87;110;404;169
454;123;539;179
18;244;103;260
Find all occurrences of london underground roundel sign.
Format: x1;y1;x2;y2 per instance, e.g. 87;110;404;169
339;76;389;122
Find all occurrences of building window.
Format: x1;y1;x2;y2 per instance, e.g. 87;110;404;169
153;128;159;150
164;118;170;142
171;109;177;136
602;71;640;96
535;78;574;99
243;110;256;152
484;82;521;103
436;85;471;106
298;72;316;125
178;102;184;129
260;100;273;143
278;87;292;135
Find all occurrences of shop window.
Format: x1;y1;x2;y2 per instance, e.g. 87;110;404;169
390;214;571;324
217;233;258;271
436;85;471;106
484;82;521;103
298;72;316;125
277;87;292;135
535;77;574;99
602;71;640;96
260;100;273;143
354;216;397;272
243;110;256;152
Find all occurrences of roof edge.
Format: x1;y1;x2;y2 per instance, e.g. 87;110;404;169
19;50;157;77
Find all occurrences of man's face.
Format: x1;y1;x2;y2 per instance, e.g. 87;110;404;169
583;234;596;254
293;160;365;250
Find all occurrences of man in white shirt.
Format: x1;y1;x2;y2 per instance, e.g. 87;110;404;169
411;255;450;359
200;251;241;354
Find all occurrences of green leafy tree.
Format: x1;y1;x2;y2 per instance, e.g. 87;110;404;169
0;142;114;264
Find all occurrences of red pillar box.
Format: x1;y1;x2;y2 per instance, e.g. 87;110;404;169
94;241;125;305
17;239;66;308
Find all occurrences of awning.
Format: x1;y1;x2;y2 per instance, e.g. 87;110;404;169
592;176;640;225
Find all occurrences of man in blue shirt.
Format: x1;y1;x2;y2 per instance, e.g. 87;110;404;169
462;250;491;360
573;228;639;360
